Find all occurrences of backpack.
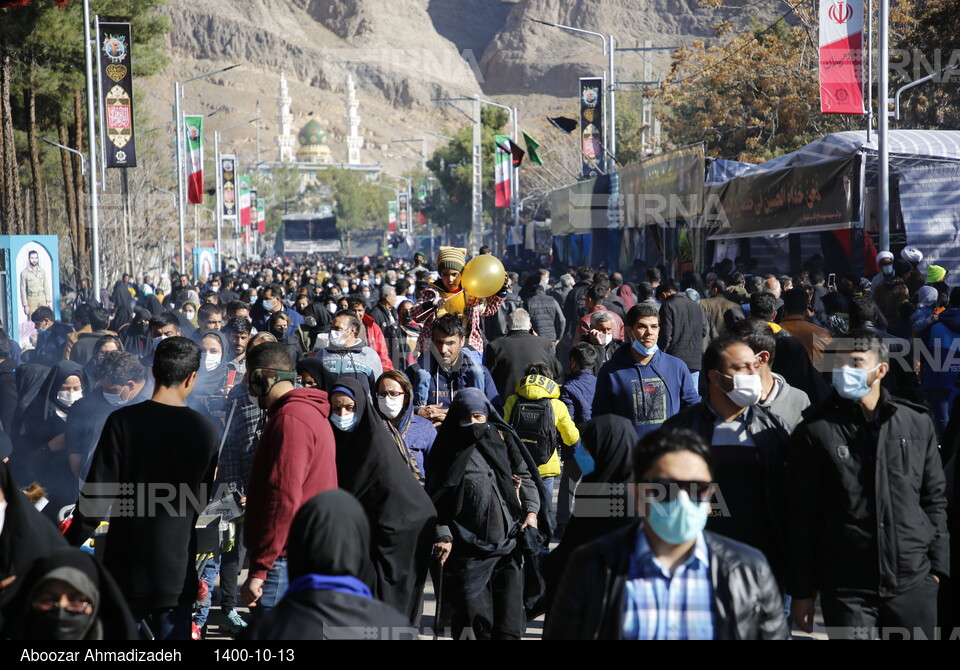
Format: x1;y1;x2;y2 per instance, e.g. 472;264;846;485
509;397;558;466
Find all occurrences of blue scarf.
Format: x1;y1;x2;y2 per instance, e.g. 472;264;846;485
285;574;372;600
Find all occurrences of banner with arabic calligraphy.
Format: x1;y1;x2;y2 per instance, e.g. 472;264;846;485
619;145;705;228
706;155;858;236
96;22;137;167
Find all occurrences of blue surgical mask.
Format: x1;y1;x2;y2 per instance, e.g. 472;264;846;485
331;412;358;432
645;490;710;545
832;365;880;400
574;447;595;477
632;339;659;357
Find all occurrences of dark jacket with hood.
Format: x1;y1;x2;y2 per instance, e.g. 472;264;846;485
544;523;789;640
244;387;339;581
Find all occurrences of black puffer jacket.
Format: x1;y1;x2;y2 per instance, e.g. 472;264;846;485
786;388;949;599
544;523;789;640
657;293;706;372
525;289;566;342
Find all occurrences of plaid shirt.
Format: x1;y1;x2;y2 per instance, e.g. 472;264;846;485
215;385;266;496
622;525;714;640
409;283;505;355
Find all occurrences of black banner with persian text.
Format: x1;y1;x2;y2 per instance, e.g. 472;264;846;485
97;21;137;168
706;155;858;235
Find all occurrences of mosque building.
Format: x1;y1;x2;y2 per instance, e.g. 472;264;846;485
259;71;380;185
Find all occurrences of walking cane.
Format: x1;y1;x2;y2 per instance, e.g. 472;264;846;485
433;560;443;640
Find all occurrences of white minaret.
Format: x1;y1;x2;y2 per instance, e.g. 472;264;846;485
276;71;295;162
345;74;363;165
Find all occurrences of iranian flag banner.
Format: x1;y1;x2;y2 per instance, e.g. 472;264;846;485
238;176;252;227
185;115;204;203
256;198;266;233
494;134;511;208
819;0;864;114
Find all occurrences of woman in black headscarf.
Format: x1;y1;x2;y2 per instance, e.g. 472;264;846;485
540;414;636;611
427;388;549;640
187;330;231;427
108;280;135;333
6;548;137;640
328;377;436;626
7;363;50;483
19;362;90;514
119;307;151;358
142;294;164;317
244;491;410;640
0;461;66;636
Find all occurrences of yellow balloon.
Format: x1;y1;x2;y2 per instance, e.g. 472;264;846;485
460;255;506;299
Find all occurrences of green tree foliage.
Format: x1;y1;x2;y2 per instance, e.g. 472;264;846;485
332;169;388;231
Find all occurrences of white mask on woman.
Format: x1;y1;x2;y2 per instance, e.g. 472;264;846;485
378;395;405;420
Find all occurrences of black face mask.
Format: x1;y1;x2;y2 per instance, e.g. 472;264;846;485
26;607;94;640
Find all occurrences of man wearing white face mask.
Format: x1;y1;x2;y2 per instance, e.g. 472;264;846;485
664;334;791;586
787;329;947;639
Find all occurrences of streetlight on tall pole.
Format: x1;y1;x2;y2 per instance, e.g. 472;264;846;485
877;0;891;252
82;0;102;295
531;19;617;171
174;63;239;275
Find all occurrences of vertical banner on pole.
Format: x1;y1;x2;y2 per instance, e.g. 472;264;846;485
398;192;408;233
388;201;397;232
184;115;204;203
820;0;865;114
256;198;266;233
221;154;237;220
494;134;512;208
239;176;251;227
580;77;604;178
97;22;137;167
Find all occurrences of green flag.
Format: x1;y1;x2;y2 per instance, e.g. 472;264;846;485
523;131;543;166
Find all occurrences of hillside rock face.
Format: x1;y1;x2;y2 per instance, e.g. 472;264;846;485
146;0;762;169
477;0;754;95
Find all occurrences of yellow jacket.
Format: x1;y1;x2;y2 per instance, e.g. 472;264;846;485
503;374;580;479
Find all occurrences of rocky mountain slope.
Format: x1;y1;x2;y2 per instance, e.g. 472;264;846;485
140;0;784;173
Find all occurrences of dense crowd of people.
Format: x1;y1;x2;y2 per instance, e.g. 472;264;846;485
0;244;957;640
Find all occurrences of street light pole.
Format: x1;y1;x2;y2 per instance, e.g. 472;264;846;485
174;64;239;277
82;0;102;296
532;20;616;171
878;0;890;252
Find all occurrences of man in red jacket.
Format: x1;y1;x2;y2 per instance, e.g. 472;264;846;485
346;294;393;371
241;343;338;613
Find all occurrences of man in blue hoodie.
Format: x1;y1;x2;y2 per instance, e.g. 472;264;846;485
592;303;700;438
407;313;501;427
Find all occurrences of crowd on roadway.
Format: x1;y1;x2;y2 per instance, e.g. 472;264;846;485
0;243;957;640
